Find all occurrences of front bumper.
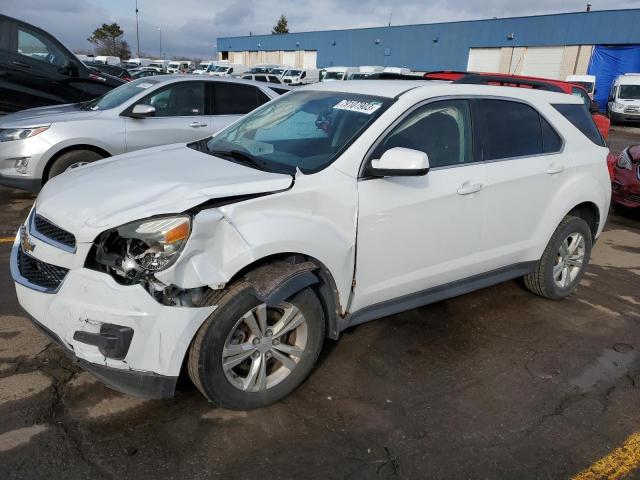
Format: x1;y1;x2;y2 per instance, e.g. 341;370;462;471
0;136;50;191
10;227;216;399
611;111;640;123
612;166;640;209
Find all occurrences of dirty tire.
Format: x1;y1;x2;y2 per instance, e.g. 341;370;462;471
523;215;592;300
47;149;105;180
188;282;324;410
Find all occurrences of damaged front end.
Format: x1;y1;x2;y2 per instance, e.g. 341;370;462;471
86;214;212;307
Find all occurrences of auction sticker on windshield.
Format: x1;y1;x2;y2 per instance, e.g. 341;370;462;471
137;82;154;89
333;100;382;114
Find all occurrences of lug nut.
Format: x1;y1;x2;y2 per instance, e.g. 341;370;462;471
252;338;260;345
265;351;272;359
266;329;273;336
252;351;260;359
273;339;280;345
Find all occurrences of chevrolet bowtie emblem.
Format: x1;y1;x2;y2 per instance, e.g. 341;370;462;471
20;226;35;254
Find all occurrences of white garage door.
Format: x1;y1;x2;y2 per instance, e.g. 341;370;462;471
467;48;501;73
303;51;317;69
521;47;564;79
282;51;296;67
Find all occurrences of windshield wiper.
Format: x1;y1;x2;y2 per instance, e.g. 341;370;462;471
208;149;267;171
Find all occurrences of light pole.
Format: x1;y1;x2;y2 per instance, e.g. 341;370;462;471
157;27;162;59
135;0;140;58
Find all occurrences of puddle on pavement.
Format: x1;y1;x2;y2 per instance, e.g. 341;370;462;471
570;345;637;392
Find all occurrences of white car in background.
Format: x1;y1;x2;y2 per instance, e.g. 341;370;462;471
11;81;610;410
282;68;319;85
167;61;193;73
0;77;282;191
322;66;359;81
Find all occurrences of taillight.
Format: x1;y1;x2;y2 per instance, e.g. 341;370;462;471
606;152;616;180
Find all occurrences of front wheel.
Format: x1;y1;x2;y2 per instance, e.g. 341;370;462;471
188;282;324;410
523;216;593;300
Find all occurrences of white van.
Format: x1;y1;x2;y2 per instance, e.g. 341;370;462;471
124;58;152;68
384;67;412;75
167;61;193;74
348;66;384;79
208;64;249;77
607;74;640;124
322;66;359;81
95;56;121;66
194;61;215;75
282;68;319;85
148;60;169;73
567;74;596;99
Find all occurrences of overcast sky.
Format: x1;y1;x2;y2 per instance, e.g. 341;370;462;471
3;0;638;59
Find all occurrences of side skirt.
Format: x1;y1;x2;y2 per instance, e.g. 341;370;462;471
340;261;537;331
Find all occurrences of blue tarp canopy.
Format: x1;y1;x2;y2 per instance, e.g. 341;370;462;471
588;45;640;111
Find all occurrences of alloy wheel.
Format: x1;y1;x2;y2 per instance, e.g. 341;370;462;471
553;232;586;288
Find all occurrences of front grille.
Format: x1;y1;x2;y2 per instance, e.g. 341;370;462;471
33;214;76;249
624;106;640;113
628;194;640;204
17;246;68;290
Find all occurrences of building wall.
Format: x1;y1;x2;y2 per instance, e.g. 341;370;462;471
217;9;640;71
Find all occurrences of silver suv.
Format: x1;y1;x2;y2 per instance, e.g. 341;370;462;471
0;76;285;191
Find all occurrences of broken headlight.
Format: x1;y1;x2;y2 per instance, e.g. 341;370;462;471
93;216;191;283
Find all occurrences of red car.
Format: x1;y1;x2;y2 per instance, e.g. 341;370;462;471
612;146;640;210
424;71;610;139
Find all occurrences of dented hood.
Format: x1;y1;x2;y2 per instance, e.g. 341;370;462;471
35;143;293;242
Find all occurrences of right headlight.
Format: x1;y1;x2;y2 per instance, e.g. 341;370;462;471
94;216;191;283
617;150;632;170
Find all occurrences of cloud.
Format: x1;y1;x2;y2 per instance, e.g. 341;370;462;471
2;0;638;58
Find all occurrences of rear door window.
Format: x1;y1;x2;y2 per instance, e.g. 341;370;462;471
137;81;205;117
475;99;544;160
552;103;605;146
212;82;264;115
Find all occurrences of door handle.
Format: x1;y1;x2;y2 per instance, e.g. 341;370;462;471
457;182;483;195
546;164;565;175
11;60;30;69
189;122;207;128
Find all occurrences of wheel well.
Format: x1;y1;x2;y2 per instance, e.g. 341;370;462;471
43;145;111;182
228;253;343;340
568;202;600;240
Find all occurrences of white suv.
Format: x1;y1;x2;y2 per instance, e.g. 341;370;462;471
11;81;611;410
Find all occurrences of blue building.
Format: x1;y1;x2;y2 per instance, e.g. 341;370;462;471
217;8;640;107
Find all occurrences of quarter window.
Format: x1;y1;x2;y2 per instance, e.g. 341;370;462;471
372;99;473;168
553;103;605;146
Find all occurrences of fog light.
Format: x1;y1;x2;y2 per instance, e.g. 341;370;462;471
14;157;30;174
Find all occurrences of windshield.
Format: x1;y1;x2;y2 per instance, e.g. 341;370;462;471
324;71;345;81
204;90;392;174
619;85;640;100
83;78;160;110
285;70;302;77
168;62;180;68
349;73;369;80
572;81;594;93
250;67;269;74
198;63;209;69
271;68;285;76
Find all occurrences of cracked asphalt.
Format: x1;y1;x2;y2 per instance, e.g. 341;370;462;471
1;126;639;479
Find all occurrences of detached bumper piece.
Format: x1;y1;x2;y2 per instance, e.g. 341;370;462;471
73;324;134;360
29;315;177;399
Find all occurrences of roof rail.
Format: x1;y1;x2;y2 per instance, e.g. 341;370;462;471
452;74;565;93
361;72;427;80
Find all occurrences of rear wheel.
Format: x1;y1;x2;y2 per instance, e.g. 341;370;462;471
188;282;324;410
47;149;105;180
523;216;592;300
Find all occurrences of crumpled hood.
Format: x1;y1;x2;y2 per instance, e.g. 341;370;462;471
0;103;101;127
35;143;293;242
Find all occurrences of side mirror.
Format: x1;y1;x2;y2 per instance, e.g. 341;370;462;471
589;100;600;114
369;147;430;177
128;104;156;118
60;60;79;77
